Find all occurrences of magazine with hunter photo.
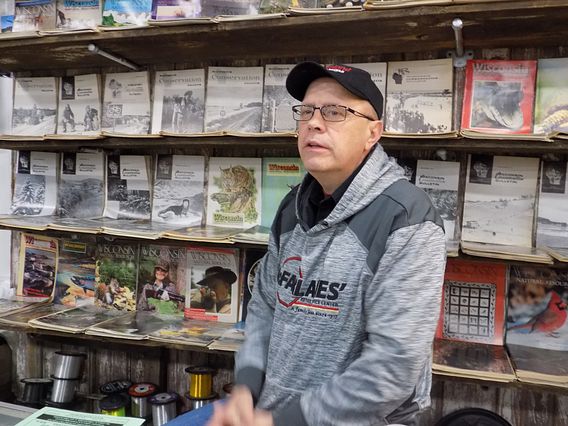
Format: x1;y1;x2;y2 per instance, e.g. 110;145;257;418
461;60;537;135
12;77;57;136
536;159;568;249
461;154;539;247
101;0;152;27
95;241;139;311
151;154;205;227
152;69;205;135
384;58;454;135
137;244;187;315
59;151;104;218
206;157;262;229
204;66;264;133
185;245;240;323
534;58;568;136
11;150;58;216
104;155;152;220
54;0;102;31
54;238;97;307
13;0;56;32
55;74;101;136
102;71;151;135
17;233;58;300
261;64;296;133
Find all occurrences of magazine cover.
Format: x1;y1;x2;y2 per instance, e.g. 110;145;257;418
206;157;262;229
54;238;97;307
261;64;296;133
12;77;57;136
436;258;507;345
101;0;152;26
536;160;568;249
148;317;230;346
348;62;387;119
201;0;260;16
101;71;151;135
151;154;205;226
1;0;15;32
415;160;461;245
13;0;56;32
461;60;537;134
11;151;58;216
104;155;152;220
384;58;453;134
151;69;205;134
95;241;139;311
16;233;58;300
461;154;539;247
185;245;240;323
86;310;165;339
29;305;124;332
507;343;568;385
137;244;187;314
261;157;304;227
59;151;104;218
55;0;101;30
239;248;264;322
534;58;568;135
151;0;202;19
506;265;568;351
204;67;264;133
56;74;101;135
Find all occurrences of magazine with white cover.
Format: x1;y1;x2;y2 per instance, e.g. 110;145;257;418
536;160;568;249
151;0;203;20
206;157;262;229
0;1;15;33
384;58;454;135
102;71;151;135
204;66;264;133
12;77;57;136
185;245;240;323
201;0;259;16
104;155;152;220
415;160;461;245
151;69;205;134
11;151;57;216
59;151;104;218
261;64;296;133
55;0;101;30
348;62;387;118
0;76;14;133
101;0;152;27
151;154;205;226
55;74;101;136
13;0;56;32
462;155;539;247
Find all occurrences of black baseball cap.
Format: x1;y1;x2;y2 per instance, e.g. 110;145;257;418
286;62;384;120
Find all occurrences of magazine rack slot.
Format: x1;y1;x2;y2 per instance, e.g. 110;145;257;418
87;44;140;71
447;18;473;68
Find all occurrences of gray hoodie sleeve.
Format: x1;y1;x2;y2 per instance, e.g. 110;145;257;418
279;221;446;425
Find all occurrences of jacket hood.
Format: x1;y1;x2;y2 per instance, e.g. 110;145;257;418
295;144;406;231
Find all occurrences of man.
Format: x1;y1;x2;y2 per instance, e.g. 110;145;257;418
193;266;237;314
210;62;446;426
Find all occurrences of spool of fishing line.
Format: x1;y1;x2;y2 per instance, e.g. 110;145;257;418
100;393;129;417
128;382;157;419
185;366;216;399
149;392;178;426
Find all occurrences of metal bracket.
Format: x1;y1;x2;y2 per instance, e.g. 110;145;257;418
446;18;473;68
87;44;140;71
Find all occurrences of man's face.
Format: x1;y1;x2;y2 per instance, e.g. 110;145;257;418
211;279;229;299
297;78;381;187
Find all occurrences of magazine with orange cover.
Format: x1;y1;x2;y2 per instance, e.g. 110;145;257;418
436;258;507;345
461;60;537;135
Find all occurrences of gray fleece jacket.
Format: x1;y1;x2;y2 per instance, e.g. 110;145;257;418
236;145;446;426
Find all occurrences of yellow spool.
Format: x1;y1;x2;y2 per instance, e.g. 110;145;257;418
101;406;126;417
185;366;216;399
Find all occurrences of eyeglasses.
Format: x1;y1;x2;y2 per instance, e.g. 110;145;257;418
292;104;376;122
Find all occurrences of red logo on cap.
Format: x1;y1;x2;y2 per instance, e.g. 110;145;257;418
326;65;352;74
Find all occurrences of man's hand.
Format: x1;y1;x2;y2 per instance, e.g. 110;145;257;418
207;386;273;426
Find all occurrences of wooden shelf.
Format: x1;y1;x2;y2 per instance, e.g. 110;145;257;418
1;0;568;73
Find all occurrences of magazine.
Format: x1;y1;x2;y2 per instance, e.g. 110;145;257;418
15;406;145;425
12;77;57;136
95;218;174;239
436;258;507;345
507;344;568;386
151;0;203;21
16;233;58;300
460;241;553;265
545;246;568;262
147;316;230;346
162;225;243;242
54;0;101;31
185;245;240;323
28;304;126;333
239;248;264;321
58;151;105;218
536;159;568;249
0;302;64;327
260;157;303;227
1;0;15;32
261;64;296;133
201;0;260;17
13;0;56;32
534;58;568;136
85;310;166;339
348;62;387;118
206;157;262;229
461;154;539;247
0;215;54;230
151;154;205;227
461;60;537;136
384;58;454;135
152;69;205;134
204;66;264;133
47;217;103;233
104;155;152;220
101;71;151;136
54;74;101;136
95;241;139;311
54;238;97;307
230;225;270;245
137;244;187;314
101;0;152;27
207;325;245;351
